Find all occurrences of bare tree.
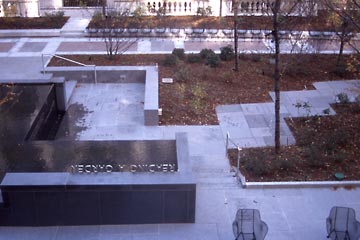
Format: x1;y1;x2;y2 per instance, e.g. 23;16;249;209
102;0;107;17
233;0;239;72
266;0;316;155
92;10;138;60
322;0;360;66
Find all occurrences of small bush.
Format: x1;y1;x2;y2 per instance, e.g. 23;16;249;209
174;66;192;82
243;153;272;177
297;128;314;147
132;6;147;18
285;64;311;77
332;63;348;77
277;158;295;171
163;54;178;66
303;146;324;168
220;45;235;61
172;48;185;60
187;54;201;63
200;48;215;59
91;11;104;23
328;152;348;164
205;53;220;68
196;6;212;16
220;71;234;84
156;6;166;16
44;11;65;25
251;55;262;62
336;92;350;104
44;11;65;18
322;108;331;115
322;130;349;154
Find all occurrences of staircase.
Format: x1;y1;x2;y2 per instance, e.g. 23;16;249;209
191;155;240;190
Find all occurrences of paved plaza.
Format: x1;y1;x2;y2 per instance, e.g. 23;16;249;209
0;15;360;240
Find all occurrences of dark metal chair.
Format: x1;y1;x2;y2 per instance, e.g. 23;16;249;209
232;209;268;240
327;206;360;240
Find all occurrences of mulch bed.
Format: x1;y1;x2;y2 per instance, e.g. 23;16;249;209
0;17;69;29
229;103;360;182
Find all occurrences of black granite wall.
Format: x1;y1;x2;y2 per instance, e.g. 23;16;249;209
0;178;195;226
0;133;196;226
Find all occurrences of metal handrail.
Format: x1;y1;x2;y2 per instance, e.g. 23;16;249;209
225;132;242;170
41;54;97;84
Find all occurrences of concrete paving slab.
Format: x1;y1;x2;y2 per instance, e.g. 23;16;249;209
238;40;269;52
216;104;242;113
0;56;50;80
151;40;175;52
250;127;273;137
56;83;148;140
240;103;265;115
0;42;15;52
0;227;58;240
138;40;151;53
55;226;100;240
196;189;230;224
217;112;251;134
184;41;232;52
229;137;265;148
18;42;47;52
244;114;268;128
57;41;107;52
158;224;219;240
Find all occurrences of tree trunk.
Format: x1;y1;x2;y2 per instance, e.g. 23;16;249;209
336;34;345;66
220;0;223;17
102;0;107;17
273;0;281;155
233;0;239;71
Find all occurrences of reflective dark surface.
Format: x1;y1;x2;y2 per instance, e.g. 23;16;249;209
0;84;51;143
0;84;177;180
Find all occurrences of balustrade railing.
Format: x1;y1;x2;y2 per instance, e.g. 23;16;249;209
113;0;316;16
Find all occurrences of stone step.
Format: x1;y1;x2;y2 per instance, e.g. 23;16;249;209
197;182;240;190
190;155;231;171
192;167;230;173
196;176;237;185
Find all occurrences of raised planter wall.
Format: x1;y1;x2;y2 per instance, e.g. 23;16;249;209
44;65;159;126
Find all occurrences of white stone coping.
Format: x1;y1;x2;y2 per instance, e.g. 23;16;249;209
0;29;61;37
233;168;360;189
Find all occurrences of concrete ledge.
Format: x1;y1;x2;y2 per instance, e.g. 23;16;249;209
233;168;360;189
0;29;61;38
244;180;360;189
144;66;159;126
45;65;159;125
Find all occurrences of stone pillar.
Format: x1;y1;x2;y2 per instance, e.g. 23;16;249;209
53;77;67;112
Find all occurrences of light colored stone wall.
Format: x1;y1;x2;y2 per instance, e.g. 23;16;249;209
39;0;62;9
0;0;40;17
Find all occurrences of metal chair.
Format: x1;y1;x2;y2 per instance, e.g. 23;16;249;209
327;206;360;240
232;209;268;240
